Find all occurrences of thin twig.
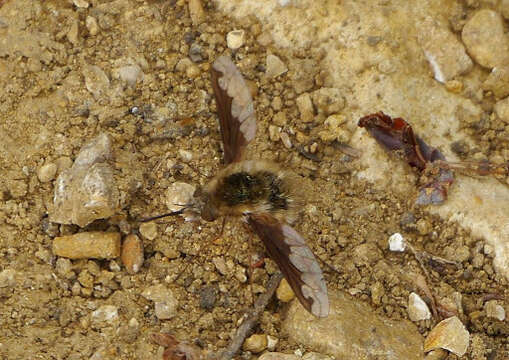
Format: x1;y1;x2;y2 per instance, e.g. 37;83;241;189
217;272;284;360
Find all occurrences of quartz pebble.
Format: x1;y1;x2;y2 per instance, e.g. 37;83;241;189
92;305;118;324
52;232;121;259
462;10;509;68
37;163;58;182
296;93;314;123
118;64;143;87
266;54;288;78
408;292;431;321
266;335;279;351
482;66;509;99
494;97;509;124
83;65;110;99
485;300;505;321
424;316;470;357
417;17;472;83
142;284;178;320
276;278;295;302
243;334;267;353
49;133;119;227
121;234;144;274
227;29;245;50
73;0;89;8
86;16;99;36
388;233;406;252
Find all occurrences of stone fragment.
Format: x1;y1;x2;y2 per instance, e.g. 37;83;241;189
323;114;350;142
188;0;205;26
484;300;505;321
91;305;119;324
296;93;314;123
312;88;346;115
266;335;278;351
67;19;79;46
226;29;245;50
49;133;119;227
83;65;110;99
0;269;16;288
212;257;228;275
494;97;509;124
165;182;196;212
276;278;295;302
86;16;99;36
258;353;299;360
37;163;58;182
388;233;406;252
302;353;333;360
283;291;423;359
266;54;288;78
243;334;267;353
139;222;158;240
482;66;509;99
118;64;143;87
121;234;144;274
199;286;216;310
408;292;431;321
53;232;121;259
424;316;469;357
417;17;472;83
280;132;292;149
142;284;178;320
462;10;509;68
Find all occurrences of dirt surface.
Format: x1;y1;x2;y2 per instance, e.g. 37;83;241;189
0;0;507;359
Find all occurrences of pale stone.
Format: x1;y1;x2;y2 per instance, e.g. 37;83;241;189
139;222;158;240
485;300;505;321
482;66;509;99
296;93;314;123
424;316;469;357
227;29;245;50
82;65;110;99
118;64;143;86
73;0;89;8
0;269;16;288
142;284;178;320
283;291;423;359
53;232;121;259
388;233;406;252
243;334;267;353
165;182;196;212
92;305;118;323
188;0;205;26
37;163;58;182
408;292;431;321
462;10;509;68
418;17;472;83
494;97;509;124
86;16;98;36
258;353;299;360
67;19;79;46
266;54;288;78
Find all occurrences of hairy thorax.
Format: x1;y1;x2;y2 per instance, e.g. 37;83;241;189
198;160;300;223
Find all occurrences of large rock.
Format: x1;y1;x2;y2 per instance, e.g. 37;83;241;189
462;10;509;69
49;133;119;227
283;291;424;359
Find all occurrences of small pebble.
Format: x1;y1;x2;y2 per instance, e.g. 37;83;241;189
276;278;295;302
212;257;228;275
67;20;79;46
266;54;288;78
266;335;279;351
86;16;98;36
424;316;470;357
55;258;72;276
302;353;334;360
388;233;406;252
91;305;119;323
199;286;217;310
37;163;58;183
142;284;178;320
73;0;89;8
0;269;16;288
188;0;205;26
52;232;121;259
121;234;144;274
139;222;158;241
226;29;245;50
259;354;300;360
165;182;196;212
416;218;432;235
485;300;505;321
296;93;314;123
242;334;268;353
408;292;431;321
118;65;143;87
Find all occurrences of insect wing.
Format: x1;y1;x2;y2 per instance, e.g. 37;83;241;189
248;213;329;318
211;55;257;164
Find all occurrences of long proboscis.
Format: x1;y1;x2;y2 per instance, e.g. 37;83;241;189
138;208;185;223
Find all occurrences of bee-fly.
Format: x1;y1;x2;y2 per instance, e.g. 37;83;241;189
143;55;329;318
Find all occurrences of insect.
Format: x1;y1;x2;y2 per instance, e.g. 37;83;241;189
143;55;329;318
358;112;508;204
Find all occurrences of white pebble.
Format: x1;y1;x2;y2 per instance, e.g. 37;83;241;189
227;29;245;50
165;182;195;212
388;233;406;252
37;163;58;182
92;305;119;323
408;292;431;321
485;300;505;321
266;54;288;78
